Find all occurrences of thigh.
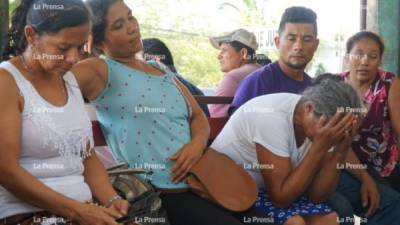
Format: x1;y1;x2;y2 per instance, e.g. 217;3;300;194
385;164;400;192
364;181;400;225
160;192;245;225
234;205;276;225
335;171;364;213
326;191;354;225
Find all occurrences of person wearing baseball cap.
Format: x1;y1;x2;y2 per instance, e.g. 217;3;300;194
209;28;262;118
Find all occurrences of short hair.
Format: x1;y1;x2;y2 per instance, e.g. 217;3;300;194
278;6;318;36
225;41;256;62
302;73;363;119
346;31;385;58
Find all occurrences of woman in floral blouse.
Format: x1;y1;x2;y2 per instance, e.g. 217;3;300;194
341;31;400;191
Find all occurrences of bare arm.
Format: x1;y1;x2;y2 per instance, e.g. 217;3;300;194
306;115;358;202
256;143;326;208
0;69;120;225
70;57;108;101
170;77;210;182
389;77;400;143
257;112;353;208
306;148;347;203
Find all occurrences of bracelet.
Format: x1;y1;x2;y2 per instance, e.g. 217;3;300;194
104;195;123;208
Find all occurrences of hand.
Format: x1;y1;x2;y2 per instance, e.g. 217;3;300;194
108;198;130;216
360;174;380;217
334;114;361;154
169;141;204;182
313;112;355;150
73;203;123;225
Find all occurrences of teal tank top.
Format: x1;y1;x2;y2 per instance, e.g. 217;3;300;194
92;57;191;189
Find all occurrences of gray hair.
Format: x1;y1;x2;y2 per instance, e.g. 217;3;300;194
302;74;364;119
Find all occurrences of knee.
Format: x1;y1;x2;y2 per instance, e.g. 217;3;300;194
284;215;306;225
319;212;339;225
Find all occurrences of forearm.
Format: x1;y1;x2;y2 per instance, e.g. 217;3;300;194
344;149;370;181
307;151;347;202
0;166;81;218
274;145;326;206
189;110;209;151
83;150;118;206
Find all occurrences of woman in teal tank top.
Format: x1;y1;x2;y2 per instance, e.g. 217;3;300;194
71;0;273;225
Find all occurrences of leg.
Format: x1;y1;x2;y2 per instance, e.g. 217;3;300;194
385;164;400;192
335;171;400;225
283;215;306;225
160;192;274;225
232;205;277;225
304;212;339;225
326;191;355;225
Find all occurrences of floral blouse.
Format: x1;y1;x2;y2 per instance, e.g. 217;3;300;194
341;69;399;177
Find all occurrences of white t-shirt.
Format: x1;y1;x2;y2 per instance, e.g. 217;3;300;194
211;93;312;188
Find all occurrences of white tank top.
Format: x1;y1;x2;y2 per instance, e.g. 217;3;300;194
0;61;93;219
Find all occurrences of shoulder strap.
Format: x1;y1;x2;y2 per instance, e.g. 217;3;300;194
0;61;30;96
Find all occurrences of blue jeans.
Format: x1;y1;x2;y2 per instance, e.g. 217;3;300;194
331;171;400;225
327;191;354;225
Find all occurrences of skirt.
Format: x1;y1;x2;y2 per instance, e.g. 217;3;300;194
255;189;333;224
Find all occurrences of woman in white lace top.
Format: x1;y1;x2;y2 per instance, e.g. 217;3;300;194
0;0;129;224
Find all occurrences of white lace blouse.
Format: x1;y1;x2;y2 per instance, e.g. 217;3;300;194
0;61;93;219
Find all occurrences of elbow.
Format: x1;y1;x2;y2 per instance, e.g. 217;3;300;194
0;163;20;185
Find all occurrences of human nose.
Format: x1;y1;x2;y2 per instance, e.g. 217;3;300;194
217;51;223;60
65;48;80;65
293;39;303;51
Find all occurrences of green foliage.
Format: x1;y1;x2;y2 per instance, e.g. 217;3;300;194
9;0;20;17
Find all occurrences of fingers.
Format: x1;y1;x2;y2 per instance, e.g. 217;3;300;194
361;188;369;208
171;152;188;182
101;206;123;219
172;158;192;182
365;193;379;217
366;188;380;217
170;150;184;174
324;111;344;128
350;115;361;137
169;149;182;161
333;113;354;135
316;115;327;129
112;200;130;216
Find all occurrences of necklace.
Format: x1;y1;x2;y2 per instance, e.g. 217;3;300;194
19;54;68;105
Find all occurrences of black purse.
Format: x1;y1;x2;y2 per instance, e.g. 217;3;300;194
107;163;170;225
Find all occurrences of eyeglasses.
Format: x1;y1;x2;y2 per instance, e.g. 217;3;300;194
348;53;380;61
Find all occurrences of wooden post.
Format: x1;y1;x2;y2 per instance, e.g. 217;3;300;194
0;0;9;61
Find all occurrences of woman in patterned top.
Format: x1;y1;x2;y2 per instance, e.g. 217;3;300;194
71;0;271;225
0;0;129;224
341;31;400;191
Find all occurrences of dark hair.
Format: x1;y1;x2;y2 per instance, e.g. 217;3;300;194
346;31;385;58
3;0;90;59
85;0;122;47
142;38;177;73
278;6;318;36
227;41;256;62
255;54;272;66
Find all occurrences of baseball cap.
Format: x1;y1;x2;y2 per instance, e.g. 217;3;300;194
210;29;259;51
